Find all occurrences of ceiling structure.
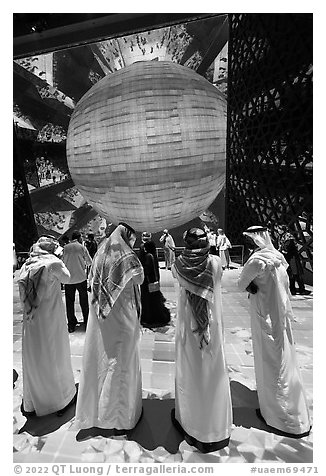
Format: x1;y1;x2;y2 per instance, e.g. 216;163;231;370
14;13;229;128
13;13;225;59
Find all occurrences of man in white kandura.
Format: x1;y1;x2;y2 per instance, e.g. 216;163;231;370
171;228;232;453
18;236;76;417
75;223;144;433
159;229;176;270
216;228;232;269
238;225;311;437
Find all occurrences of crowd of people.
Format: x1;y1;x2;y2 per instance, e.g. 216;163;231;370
16;222;311;453
35;211;66;230
204;225;232;269
36;157;69;186
97;25;199;72
37;123;67;144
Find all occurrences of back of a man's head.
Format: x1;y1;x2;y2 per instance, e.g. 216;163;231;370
72;231;81;242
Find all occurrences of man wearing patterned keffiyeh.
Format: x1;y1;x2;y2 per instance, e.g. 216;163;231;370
75;223;144;432
173;228;214;349
171;228;232;453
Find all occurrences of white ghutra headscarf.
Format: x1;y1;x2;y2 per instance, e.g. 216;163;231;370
243;226;288;269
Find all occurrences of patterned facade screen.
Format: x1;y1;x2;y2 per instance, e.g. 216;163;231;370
226;13;313;274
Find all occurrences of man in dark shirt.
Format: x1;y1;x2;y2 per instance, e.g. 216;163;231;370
85;233;98;259
278;225;310;295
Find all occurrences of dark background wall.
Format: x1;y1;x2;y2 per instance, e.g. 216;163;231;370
225;13;313;281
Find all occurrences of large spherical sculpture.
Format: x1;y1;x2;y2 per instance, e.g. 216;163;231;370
66;61;226;232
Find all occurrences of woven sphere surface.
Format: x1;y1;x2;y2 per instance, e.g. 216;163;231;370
66;61;226;232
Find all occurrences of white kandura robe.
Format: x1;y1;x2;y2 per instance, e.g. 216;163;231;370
75;274;144;430
172;255;233;443
238;251;311;434
20;259;76;416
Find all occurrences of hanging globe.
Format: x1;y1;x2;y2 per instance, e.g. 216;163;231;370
66;61;226;232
